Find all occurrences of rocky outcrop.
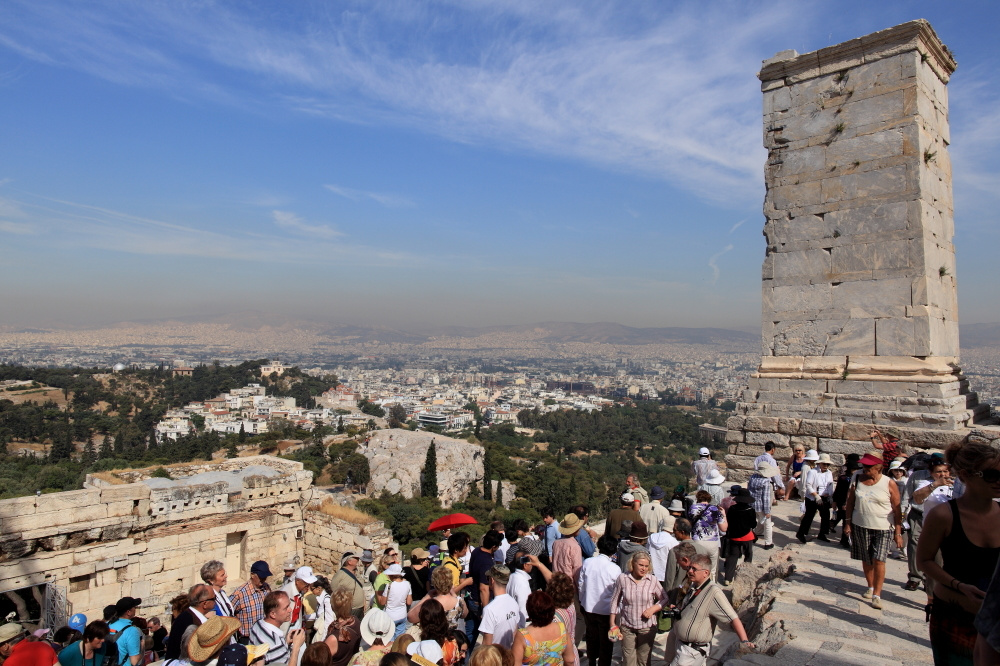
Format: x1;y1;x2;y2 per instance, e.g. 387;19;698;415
358;429;484;507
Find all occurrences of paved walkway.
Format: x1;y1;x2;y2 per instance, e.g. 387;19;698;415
723;498;934;666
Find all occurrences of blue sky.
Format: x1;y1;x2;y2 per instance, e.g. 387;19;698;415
1;1;998;330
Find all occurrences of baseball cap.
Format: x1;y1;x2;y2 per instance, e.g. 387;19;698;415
295;566;318;584
487;565;510;586
217;643;248;666
698;447;710;456
620;492;635;504
115;597;142;616
250;561;273;579
341;551;360;566
68;614;87;632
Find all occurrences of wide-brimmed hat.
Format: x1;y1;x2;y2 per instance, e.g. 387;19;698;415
341;551;360;566
360;608;394;646
729;484;742;496
804;449;820;462
408;640;444;664
559;513;584;535
361;550;374;563
734;489;755;504
663;515;677;532
705;470;726;485
756;462;780;478
649;486;666;501
667;499;685;512
0;623;24;645
384;563;404;577
817;453;833;465
247;644;269;663
409;547;430;561
859;452;884;466
629;520;649;540
188;616;241;663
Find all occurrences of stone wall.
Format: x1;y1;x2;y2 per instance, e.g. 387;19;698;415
301;496;393;578
358;429;484;508
0;456;385;625
726;20;995;479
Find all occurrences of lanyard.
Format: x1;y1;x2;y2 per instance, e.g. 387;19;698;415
679;580;711;613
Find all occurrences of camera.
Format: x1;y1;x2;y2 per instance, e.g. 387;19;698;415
661;607;682;620
518;556;530;565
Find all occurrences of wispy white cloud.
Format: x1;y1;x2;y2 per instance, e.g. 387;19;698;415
0;1;789;205
0;192;411;264
324;184;414;208
728;219;746;234
708;244;734;283
271;210;343;239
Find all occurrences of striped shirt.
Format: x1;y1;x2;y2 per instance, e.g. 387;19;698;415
231;580;268;637
214;587;235;617
753;453;785;489
609;572;666;631
249;620;289;665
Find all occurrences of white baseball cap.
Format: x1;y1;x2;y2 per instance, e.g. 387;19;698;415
698;447;710;456
295;566;318;584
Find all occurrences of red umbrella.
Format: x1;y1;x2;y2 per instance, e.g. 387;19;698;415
428;513;479;532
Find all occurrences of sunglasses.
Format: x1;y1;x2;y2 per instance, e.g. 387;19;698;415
975;469;1000;484
686;567;709;574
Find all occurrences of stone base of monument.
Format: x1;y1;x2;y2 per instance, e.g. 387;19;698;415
723;355;998;482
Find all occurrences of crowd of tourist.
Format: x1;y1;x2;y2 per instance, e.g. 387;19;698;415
1;435;999;666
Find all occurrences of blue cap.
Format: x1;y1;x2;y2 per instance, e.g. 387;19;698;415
250;560;273;579
68;614;87;632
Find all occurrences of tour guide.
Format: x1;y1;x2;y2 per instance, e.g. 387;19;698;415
665;553;754;665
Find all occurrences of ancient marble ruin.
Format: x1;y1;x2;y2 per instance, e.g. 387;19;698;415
726;20;1000;480
0;456;391;628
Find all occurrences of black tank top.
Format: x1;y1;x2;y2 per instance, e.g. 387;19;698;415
940;499;1000;592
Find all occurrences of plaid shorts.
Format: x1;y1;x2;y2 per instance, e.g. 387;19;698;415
850;526;892;564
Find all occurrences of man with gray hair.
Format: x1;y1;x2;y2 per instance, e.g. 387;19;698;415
201;560;234;617
666;553;755;665
663;520;708;591
165;584;214;664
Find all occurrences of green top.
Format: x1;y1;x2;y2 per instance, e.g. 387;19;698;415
58;641;108;666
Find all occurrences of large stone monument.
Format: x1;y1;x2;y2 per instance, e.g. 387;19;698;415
726;20;995;478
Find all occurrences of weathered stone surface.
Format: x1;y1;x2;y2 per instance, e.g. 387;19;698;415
359;429;484;508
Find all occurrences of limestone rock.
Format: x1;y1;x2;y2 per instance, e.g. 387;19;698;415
359;430;484;508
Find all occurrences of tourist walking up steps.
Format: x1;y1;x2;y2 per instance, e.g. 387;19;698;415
844;451;903;610
748;462;779;550
917;440;1000;666
753;442;786;499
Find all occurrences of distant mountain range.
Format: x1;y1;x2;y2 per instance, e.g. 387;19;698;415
8;312;1000;347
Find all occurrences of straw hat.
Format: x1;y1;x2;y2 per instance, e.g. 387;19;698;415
0;623;25;645
187;616;241;663
755;462;780;479
247;644;269;663
817;453;833;465
558;513;584;535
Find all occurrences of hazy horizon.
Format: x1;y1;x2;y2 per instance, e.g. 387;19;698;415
2;2;999;330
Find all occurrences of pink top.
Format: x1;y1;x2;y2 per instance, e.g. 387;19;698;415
551;537;583;584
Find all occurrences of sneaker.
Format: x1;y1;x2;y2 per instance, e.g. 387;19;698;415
760;543;775;550
722;580;732;588
904;580;921;591
862;588;874;600
871;596;882;610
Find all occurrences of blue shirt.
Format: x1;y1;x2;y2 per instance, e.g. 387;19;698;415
575;530;595;559
544;522;561;558
108;618;142;665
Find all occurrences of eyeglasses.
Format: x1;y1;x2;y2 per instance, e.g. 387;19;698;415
975;468;1000;484
686;567;709;574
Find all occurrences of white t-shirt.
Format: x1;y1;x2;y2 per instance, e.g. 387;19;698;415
921;484;954;516
506;569;533;628
479;593;519;649
383;580;412;622
647;532;678;581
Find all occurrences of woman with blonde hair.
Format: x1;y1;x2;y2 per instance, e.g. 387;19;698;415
469;644;514;666
784;445;807;500
609;552;664;666
407;567;467;630
918;440;1000;665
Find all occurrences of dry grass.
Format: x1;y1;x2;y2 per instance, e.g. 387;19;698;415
90;471;129;485
310;498;378;525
